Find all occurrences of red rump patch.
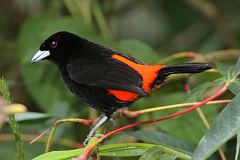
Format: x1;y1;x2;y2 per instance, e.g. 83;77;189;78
108;90;139;101
108;54;165;102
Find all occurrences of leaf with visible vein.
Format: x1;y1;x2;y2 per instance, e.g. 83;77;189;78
193;94;240;160
231;56;240;79
128;131;194;155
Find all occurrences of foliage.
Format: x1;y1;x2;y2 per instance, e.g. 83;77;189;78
1;0;240;160
0;78;25;160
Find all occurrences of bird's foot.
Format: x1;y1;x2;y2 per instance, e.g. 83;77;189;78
83;134;92;146
83;133;105;146
83;115;108;146
95;133;104;138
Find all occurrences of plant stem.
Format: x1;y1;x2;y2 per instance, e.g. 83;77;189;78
157;52;197;64
8;116;25;160
196;108;209;129
0;78;25;160
64;0;93;26
80;83;228;160
121;100;230;118
193;49;240;63
92;0;113;44
44;118;93;153
76;121;107;160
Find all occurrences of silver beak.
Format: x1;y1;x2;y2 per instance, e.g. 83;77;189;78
31;50;50;63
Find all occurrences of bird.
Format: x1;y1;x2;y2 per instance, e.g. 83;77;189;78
31;31;211;145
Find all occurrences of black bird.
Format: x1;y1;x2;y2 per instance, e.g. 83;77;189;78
31;31;211;145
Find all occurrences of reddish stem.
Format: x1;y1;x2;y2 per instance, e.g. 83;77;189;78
81;119;94;126
186;52;198;58
183;81;191;93
79;83;228;160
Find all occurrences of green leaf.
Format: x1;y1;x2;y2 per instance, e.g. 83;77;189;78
159;154;178;160
15;112;50;123
104;132;132;144
215;62;231;80
139;146;178;160
33;148;84;160
193;94;240;160
184;78;225;102
228;81;240;95
0;78;25;159
0;142;44;160
231;56;240;79
235;130;240;160
48;102;70;118
18;15;101;111
139;146;164;160
116;40;161;64
153;105;219;144
98;143;156;157
184;82;212;102
34;143;155;159
155;79;222;145
128;131;194;155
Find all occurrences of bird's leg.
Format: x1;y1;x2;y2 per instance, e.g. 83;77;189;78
93;117;116;138
93;118;117;137
83;115;109;146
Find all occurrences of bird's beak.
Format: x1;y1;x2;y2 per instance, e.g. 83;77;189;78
31;50;50;63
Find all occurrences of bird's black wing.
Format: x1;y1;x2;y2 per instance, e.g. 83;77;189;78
66;57;148;96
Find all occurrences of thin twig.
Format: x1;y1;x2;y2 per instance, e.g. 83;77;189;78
45;118;93;153
30;128;49;144
121;99;230;118
157;52;197;64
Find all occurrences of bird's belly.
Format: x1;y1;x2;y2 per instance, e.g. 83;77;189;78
66;80;130;116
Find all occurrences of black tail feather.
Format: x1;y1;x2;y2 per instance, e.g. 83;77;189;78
159;63;211;75
151;63;211;89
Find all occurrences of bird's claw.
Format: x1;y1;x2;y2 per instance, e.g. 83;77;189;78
83;133;105;146
95;133;104;137
83;115;108;146
83;136;91;146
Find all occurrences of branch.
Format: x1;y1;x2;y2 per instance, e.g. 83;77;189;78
121;99;230;118
79;83;228;160
157;51;197;64
45;118;93;153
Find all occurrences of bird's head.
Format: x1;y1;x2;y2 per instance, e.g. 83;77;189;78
31;31;79;64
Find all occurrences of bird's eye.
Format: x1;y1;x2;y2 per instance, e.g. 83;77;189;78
50;41;57;48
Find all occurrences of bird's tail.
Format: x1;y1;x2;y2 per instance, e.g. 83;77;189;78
159;63;211;75
151;63;211;89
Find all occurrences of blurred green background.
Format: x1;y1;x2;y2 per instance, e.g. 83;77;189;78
0;0;240;159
